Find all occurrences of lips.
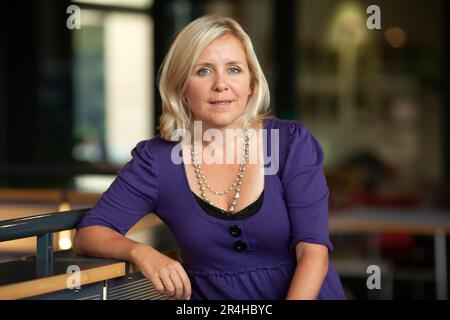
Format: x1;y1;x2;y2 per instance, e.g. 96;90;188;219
209;100;235;105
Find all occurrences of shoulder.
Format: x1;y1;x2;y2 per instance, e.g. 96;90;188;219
133;134;176;157
267;117;324;165
130;135;182;176
264;117;311;142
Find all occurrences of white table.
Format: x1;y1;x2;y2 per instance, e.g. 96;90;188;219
329;207;450;300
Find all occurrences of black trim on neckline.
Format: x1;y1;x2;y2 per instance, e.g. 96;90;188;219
192;190;264;221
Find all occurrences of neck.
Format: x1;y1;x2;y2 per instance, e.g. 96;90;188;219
191;118;248;148
187;120;255;166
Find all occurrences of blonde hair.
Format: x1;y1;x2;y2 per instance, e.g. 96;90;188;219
157;15;272;140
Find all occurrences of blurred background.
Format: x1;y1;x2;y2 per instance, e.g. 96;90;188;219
0;0;449;299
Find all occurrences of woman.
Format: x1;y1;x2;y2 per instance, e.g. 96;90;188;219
74;15;346;300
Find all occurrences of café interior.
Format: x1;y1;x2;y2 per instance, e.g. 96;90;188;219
0;0;449;300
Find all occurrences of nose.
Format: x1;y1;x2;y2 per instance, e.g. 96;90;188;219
212;72;228;92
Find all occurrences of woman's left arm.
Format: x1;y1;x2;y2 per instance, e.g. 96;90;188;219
285;242;329;300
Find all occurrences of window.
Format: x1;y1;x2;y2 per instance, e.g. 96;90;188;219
72;0;154;166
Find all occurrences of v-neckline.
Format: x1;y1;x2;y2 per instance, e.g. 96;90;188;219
177;118;272;225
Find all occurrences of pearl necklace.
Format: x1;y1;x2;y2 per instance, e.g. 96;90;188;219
190;128;250;213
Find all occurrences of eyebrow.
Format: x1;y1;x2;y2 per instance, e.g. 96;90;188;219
194;60;246;68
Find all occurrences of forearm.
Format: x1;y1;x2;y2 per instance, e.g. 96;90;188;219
73;225;148;263
286;246;329;300
74;226;191;300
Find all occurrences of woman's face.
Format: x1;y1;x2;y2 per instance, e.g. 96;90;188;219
184;34;252;130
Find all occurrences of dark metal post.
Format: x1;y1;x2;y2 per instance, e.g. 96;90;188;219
443;0;450;181
273;0;297;120
36;233;54;277
153;0;205;135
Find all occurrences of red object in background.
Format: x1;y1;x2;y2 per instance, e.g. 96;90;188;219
379;233;415;250
329;190;420;211
356;193;420;208
347;191;420;261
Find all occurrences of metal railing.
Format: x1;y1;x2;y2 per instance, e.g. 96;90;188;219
0;208;89;275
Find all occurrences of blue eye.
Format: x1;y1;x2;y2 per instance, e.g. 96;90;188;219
228;67;240;74
197;68;211;76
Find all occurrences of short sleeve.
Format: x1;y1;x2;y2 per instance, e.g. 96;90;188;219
76;140;159;235
281;121;333;253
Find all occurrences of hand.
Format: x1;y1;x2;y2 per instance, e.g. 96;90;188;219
131;244;191;300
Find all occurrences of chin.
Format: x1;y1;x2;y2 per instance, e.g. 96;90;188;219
192;108;244;129
207;114;242;129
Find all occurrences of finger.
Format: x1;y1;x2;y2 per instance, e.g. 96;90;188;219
148;273;165;294
175;265;192;299
159;269;176;298
168;268;185;300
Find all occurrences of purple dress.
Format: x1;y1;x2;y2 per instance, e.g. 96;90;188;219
77;117;346;300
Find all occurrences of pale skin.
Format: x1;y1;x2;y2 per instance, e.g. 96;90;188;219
73;33;328;300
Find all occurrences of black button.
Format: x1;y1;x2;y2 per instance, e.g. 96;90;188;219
229;225;242;237
233;240;247;251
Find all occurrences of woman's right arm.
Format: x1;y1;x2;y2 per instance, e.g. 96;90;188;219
73;226;191;300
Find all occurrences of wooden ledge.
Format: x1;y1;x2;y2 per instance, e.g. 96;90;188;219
0;249;181;300
0;261;125;300
0;249;128;300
